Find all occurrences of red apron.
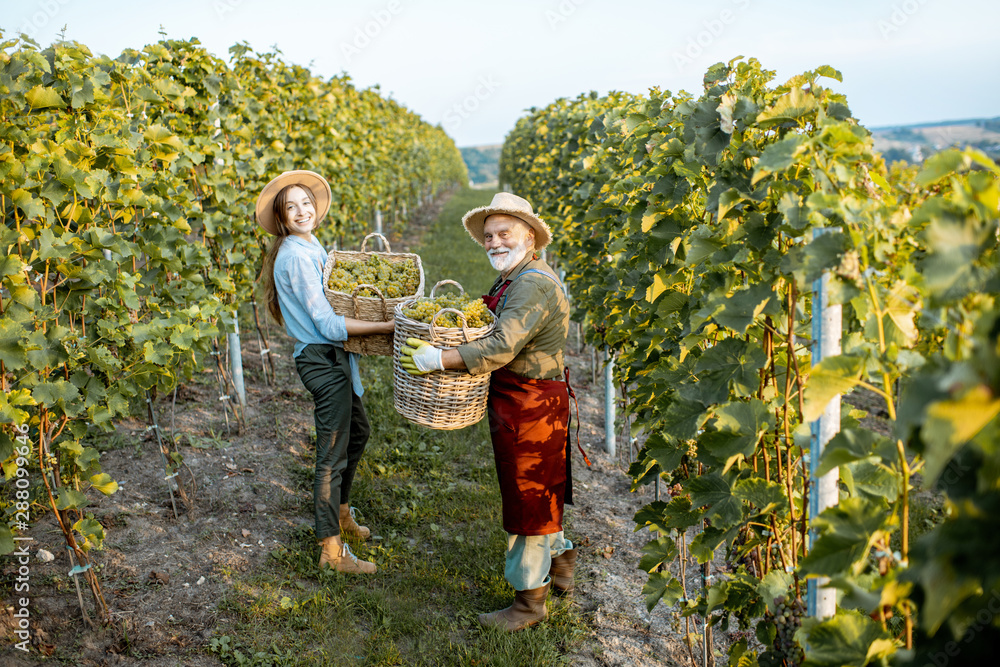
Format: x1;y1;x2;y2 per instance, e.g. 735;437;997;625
487;367;569;535
484;276;570;535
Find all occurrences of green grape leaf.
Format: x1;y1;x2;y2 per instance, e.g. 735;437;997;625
56;487;89;510
915;148;966;187
843;458;899;502
659;398;710;442
734;477;789;516
713;283;779;335
686;472;743;529
0;524;14;556
798;497;887;577
11;189;45;220
756;618;777;648
917;560;985;635
921;385;1000;485
0;253;25;280
0;318;29;370
717;188;742;220
757;570;794;613
0;389;37;424
634;496;702;534
754;134;807;178
705;400;775;472
816;427;891;477
25;85;66;109
802;610;893;667
90;472;119;495
638;535;679;573
695;338;768;398
803;355;865;422
757;87;818;127
642;571;683;612
72;516;105;551
32;380;81;408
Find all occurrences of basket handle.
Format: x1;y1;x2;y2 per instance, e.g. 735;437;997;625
430;279;465;298
351;283;388;319
429;307;471;343
360;232;391;253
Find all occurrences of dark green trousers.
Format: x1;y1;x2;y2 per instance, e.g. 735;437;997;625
295;344;370;540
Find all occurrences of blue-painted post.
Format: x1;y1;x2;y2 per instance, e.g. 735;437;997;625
807;263;842;620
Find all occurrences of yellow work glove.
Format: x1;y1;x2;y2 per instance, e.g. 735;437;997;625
399;337;444;375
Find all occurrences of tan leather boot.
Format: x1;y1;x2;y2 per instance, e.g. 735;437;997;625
318;535;376;574
339;504;371;540
477;583;549;631
549;548;578;595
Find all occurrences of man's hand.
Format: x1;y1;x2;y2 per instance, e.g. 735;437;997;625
399;338;444;375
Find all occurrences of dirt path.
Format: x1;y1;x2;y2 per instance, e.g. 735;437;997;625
0;347;709;667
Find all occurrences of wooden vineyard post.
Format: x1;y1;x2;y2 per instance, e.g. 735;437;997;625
251;298;276;385
146;392;180;520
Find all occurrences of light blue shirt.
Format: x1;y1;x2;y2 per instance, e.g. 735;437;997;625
273;235;364;397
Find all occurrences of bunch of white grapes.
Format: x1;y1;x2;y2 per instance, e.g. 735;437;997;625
327;255;420;299
402;293;491;328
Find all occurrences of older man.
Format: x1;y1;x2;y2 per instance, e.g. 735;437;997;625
401;192;579;631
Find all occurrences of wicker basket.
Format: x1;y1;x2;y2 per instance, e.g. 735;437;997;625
322;232;425;356
392;280;496;430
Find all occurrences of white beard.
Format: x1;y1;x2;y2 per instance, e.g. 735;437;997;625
487;238;532;273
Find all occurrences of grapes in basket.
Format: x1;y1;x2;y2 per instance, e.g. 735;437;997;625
327;255;420;299
402;294;491;328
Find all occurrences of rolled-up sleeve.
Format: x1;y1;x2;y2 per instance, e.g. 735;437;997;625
458;276;550;375
279;253;348;343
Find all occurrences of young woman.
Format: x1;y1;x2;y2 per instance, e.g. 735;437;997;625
256;170;393;574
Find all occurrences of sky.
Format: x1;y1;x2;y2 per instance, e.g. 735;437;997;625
3;0;998;147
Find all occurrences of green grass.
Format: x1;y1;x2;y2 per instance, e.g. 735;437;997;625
417;187;500;297
210;189;587;666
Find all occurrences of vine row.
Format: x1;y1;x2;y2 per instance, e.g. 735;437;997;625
500;58;1000;665
0;33;467;622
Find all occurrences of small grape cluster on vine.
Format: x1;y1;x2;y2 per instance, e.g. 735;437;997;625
328;255;420;298
402;294;491;328
762;595;805;666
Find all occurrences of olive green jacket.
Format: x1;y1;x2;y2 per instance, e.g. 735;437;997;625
457;254;569;380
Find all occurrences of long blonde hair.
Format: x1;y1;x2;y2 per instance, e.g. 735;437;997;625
258;183;319;326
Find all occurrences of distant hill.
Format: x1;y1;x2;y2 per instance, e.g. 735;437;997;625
460;144;502;186
870;117;1000;163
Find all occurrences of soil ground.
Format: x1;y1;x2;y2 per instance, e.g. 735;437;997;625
0;332;712;667
1;337;718;666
